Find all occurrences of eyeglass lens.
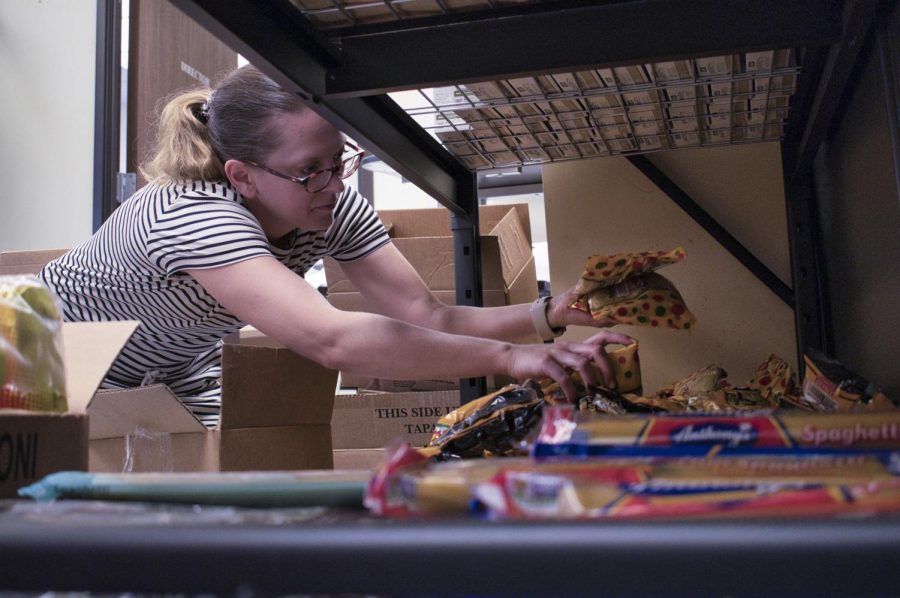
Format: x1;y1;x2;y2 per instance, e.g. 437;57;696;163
306;150;363;192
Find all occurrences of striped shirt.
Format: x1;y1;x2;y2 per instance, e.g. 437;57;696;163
40;180;389;427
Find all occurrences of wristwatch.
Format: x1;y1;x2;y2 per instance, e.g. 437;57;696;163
530;295;567;341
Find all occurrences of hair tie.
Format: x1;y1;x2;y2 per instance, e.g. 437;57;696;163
193;93;213;125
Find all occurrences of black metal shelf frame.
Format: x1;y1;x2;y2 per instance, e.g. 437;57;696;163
164;0;883;402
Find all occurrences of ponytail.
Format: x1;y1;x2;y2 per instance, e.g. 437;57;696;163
140;66;306;184
139;89;224;183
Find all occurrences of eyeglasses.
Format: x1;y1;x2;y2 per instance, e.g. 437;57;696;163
245;142;365;193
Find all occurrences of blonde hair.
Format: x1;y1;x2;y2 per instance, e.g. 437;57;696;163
140;66;307;184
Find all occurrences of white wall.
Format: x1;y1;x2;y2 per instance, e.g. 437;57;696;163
0;0;97;251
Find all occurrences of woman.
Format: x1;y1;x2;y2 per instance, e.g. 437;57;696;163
41;65;632;427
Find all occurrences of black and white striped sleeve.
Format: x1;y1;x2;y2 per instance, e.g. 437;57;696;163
325;187;390;262
146;196;273;275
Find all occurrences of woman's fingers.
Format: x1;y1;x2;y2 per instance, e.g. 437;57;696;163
541;351;578;401
550;342;597;392
574;331;635;387
585;330;636;347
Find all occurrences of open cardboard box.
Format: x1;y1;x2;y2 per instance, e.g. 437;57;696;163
88;326;338;474
1;321;338;498
0;321;131;498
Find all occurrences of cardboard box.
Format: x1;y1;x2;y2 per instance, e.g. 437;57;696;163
2;250;340;488
332;448;385;470
88;327;338;473
325;203;534;296
0;249;67;275
332;390;463;450
0;320;134;498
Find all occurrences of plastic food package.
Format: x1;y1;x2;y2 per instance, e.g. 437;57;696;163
365;441;900;518
533;404;900;458
474;469;900;520
799;349;893;411
0;275;67;412
570;247;696;330
427;383;546;460
574;247;687;290
539;343;643;406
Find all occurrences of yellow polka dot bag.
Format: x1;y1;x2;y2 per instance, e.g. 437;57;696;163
570;248;696;331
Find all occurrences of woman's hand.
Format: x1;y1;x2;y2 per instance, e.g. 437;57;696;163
545;286;615;329
505;330;635;402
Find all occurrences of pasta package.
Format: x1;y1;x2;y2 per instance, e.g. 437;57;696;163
0;275;68;412
570;247;695;330
475;470;900;520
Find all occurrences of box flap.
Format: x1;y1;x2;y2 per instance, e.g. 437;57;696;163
491;207;533;289
0;249;68;275
477;203;532;245
61;321;139;414
87;385;206;439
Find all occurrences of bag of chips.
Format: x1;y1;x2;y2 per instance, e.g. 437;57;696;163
0;275;67;412
799;350;893;411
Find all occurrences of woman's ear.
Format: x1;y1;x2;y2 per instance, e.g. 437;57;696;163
224;159;257;198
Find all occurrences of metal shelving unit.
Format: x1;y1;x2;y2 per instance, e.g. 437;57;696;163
165;0;871;402
19;1;897;595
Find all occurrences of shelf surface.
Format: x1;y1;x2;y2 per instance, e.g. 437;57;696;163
2;499;900;596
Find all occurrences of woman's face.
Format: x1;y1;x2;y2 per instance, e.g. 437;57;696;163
239;109;348;241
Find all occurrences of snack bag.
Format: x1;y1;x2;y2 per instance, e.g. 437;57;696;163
572;272;696;330
540;342;642;398
0;275;67;412
800;350;894;412
747;354;798;402
574;247;687;290
570;247;695;330
428;383;545;459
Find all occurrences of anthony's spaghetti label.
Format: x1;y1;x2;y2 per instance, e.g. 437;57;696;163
534;405;900;457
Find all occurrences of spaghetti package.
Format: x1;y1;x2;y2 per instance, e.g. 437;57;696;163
366;442;900;518
533;404;900;458
0;275;67;412
570;248;696;330
474;470;900;520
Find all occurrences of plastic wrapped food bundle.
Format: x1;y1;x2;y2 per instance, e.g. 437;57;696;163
474;468;900;520
426;382;546;460
365;441;900;518
570;248;696;330
532;403;900;459
0;275;67;412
